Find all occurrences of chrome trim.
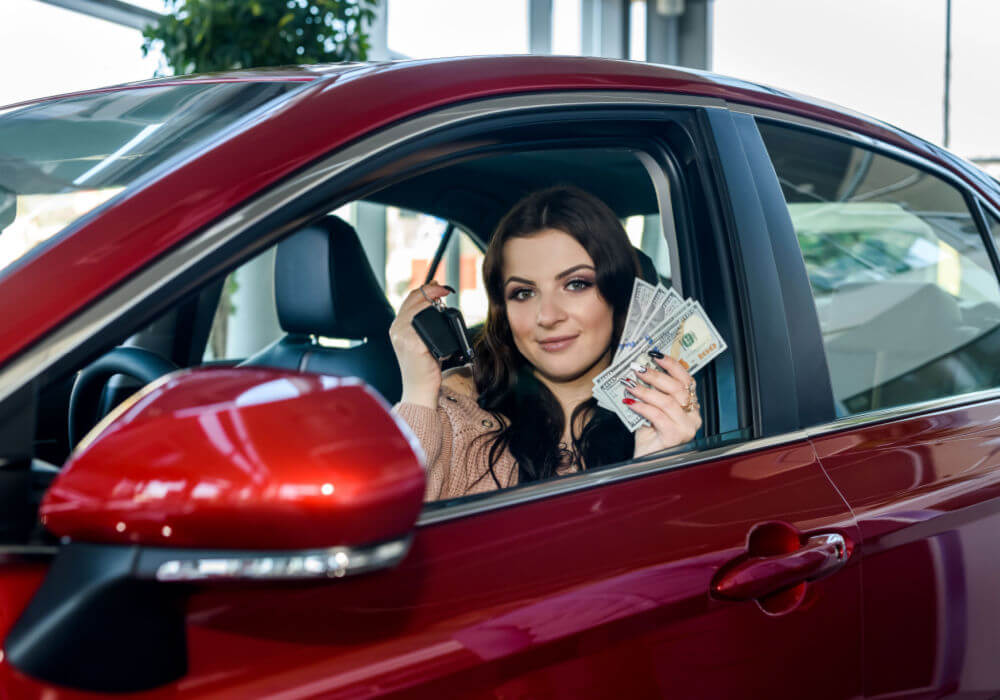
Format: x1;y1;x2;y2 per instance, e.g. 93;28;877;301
148;535;411;582
419;429;809;526
0;90;720;410
419;385;1000;526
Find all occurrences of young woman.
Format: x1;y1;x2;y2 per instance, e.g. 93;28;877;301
390;186;702;501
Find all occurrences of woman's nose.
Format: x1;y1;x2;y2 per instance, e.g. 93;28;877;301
536;295;567;327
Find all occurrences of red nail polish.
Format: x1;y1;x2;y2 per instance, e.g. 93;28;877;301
622;398;637;405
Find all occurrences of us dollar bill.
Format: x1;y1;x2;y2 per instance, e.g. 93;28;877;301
614;278;656;362
635;285;683;346
593;300;727;430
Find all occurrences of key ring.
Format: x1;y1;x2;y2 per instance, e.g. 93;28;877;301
419;285;444;309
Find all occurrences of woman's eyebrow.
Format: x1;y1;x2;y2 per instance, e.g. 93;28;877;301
556;264;595;279
504;275;534;287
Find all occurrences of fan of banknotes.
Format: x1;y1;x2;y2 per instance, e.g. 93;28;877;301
592;278;728;432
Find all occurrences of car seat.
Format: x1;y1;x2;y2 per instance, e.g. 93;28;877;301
242;216;403;404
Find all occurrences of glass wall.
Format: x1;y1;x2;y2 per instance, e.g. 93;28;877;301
0;0;161;107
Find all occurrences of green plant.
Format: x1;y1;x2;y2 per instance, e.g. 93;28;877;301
142;0;378;75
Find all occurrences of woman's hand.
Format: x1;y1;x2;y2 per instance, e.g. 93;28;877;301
389;281;454;408
627;354;703;458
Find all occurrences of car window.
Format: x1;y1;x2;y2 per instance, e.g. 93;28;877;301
202;202;489;362
984;207;1000;254
625;213;671;282
382;206;487;326
759;121;1000;416
0;82;298;280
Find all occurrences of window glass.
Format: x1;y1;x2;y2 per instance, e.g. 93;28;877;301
625;213;671;282
0;82;299;278
984;207;1000;257
383;207;487;325
760;121;1000;415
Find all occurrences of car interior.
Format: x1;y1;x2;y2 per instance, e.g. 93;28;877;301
24;144;686;525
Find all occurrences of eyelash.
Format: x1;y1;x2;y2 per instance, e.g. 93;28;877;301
507;278;594;302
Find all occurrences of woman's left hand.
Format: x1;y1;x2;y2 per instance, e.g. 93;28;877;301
627;355;702;458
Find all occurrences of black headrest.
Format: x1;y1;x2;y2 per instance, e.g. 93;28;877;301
274;216;395;339
634;247;659;284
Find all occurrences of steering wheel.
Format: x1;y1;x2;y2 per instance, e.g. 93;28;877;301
68;346;179;450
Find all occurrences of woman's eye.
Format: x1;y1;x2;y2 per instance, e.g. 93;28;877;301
509;288;534;301
566;278;594;291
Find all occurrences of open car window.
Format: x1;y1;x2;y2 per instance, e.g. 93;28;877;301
33;131;741;506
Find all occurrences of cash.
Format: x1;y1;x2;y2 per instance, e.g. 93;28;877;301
594;281;727;431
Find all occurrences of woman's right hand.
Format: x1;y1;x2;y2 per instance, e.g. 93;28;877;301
389;281;454;408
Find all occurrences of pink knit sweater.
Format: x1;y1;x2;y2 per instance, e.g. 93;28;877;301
394;385;519;501
394;369;584;501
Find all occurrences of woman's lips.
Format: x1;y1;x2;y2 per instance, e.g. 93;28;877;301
538;335;578;352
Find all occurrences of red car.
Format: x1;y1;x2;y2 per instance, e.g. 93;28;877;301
1;56;999;697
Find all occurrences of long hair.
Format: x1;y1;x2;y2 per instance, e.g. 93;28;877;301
473;185;640;486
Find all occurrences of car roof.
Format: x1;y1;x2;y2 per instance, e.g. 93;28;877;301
1;55;930;152
0;55;993;368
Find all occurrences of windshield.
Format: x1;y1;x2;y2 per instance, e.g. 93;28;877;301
0;81;300;277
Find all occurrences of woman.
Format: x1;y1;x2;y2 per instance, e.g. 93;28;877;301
390;186;702;501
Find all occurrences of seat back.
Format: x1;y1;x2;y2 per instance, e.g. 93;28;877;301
243;216;402;404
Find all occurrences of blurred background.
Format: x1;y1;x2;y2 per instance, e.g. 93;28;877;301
3;0;998;357
3;1;998;166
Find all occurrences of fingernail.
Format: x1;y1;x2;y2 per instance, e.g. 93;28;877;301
619;377;636;388
622;398;637;405
630;362;647;374
442;284;456;293
647;350;665;359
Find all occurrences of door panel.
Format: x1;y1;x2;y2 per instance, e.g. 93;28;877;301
12;441;860;698
811;399;1000;696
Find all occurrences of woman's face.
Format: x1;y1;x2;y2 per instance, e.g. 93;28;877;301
502;228;614;384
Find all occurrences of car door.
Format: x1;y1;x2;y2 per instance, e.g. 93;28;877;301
753;115;1000;696
0;97;863;698
147;103;863;698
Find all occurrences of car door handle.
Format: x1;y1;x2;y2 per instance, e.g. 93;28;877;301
711;533;850;601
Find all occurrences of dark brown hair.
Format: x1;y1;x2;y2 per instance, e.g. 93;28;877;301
473;185;640;485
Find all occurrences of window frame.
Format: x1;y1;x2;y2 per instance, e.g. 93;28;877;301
2;92;758;529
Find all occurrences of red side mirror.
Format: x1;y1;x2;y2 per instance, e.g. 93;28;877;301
42;367;426;551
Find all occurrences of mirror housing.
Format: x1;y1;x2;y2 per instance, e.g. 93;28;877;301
42;367;426;550
7;368;425;693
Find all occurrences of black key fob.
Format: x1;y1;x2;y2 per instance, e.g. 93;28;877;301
412;305;475;364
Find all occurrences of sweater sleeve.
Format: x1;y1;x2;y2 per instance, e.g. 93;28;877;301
393;399;455;501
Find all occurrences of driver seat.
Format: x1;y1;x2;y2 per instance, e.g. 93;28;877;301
242;216;402;404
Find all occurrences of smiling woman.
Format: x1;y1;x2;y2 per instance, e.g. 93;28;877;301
390;186;701;501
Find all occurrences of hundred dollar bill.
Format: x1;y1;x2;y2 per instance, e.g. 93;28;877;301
594;302;695;430
634;285;683;348
599;285;678;411
614;278;656;361
593;301;727;430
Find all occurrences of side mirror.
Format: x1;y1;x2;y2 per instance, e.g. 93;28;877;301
6;367;425;693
